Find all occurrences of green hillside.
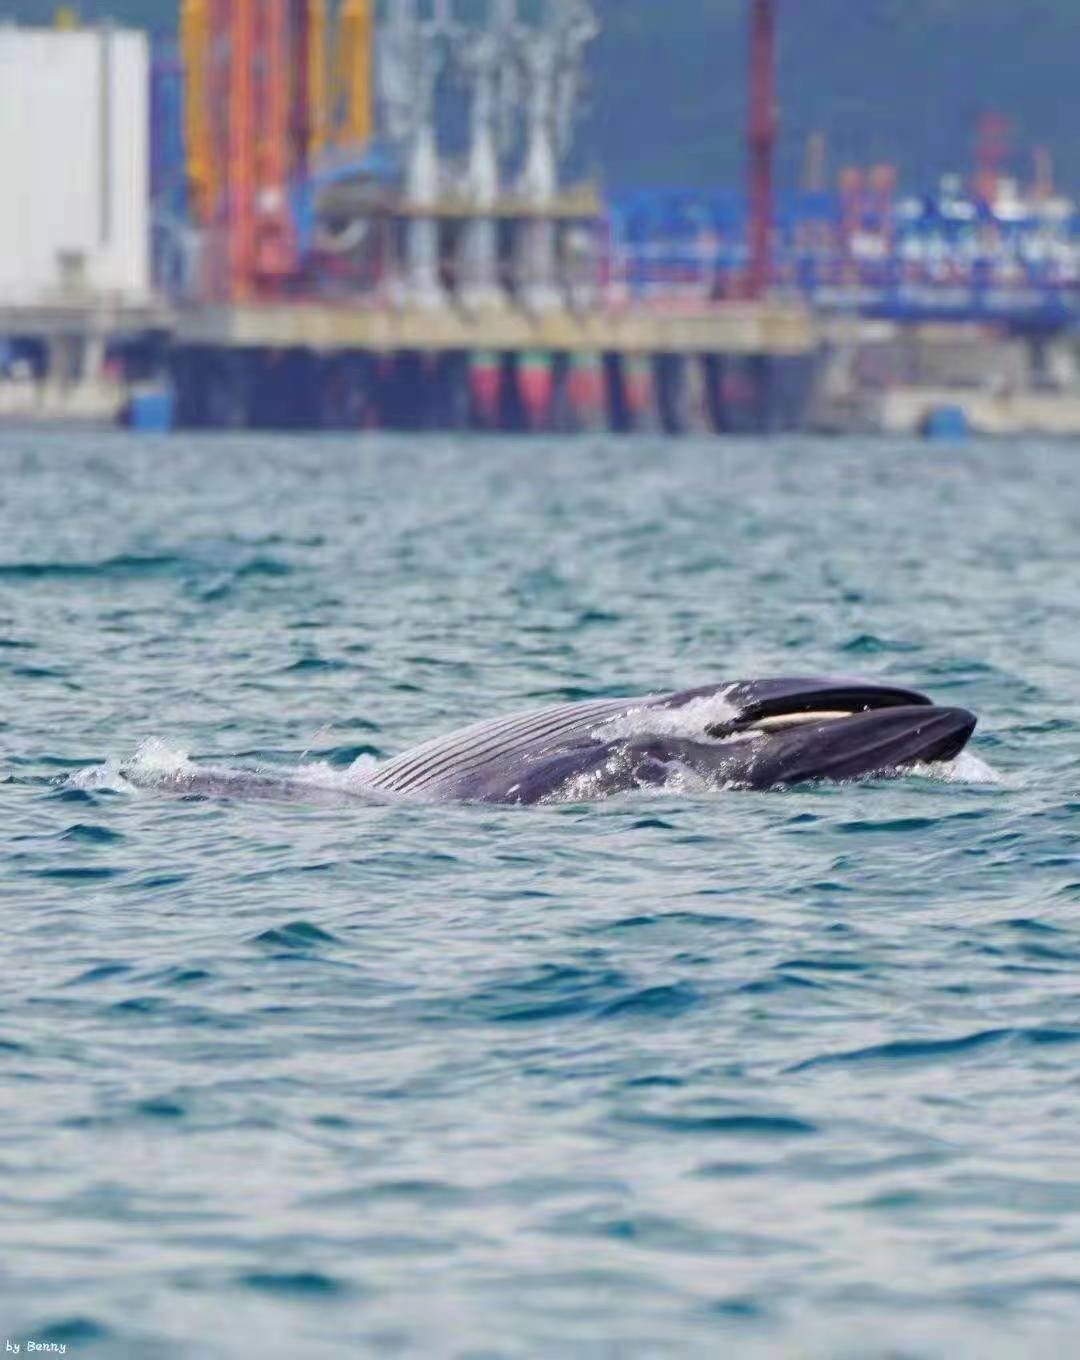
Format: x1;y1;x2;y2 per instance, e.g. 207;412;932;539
12;0;1080;193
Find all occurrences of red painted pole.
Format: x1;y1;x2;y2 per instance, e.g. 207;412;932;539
974;111;1008;205
747;0;777;299
254;0;297;289
289;0;311;184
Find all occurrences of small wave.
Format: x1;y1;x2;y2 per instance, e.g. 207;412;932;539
597;982;702;1019
64;738;381;803
589;689;742;743
618;1109;817;1137
789;1026;1080;1073
907;750;1003;785
61;822;124;844
238;1271;352;1297
840;633;920;654
65;738;197;793
24;1318;110;1346
250;920;342;950
0;553;185;580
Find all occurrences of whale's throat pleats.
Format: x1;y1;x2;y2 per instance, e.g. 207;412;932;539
366;696;653;796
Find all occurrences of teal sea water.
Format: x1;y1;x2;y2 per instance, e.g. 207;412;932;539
3;431;1080;1358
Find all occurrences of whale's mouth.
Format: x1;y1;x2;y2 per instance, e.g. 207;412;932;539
700;678;935;742
734;703;978;787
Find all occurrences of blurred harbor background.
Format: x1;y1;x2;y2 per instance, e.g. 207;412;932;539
5;0;1080;436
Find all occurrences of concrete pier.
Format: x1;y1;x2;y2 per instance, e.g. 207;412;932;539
176;299;814;360
11;295;1080;438
0;293;823;436
170;299;817;435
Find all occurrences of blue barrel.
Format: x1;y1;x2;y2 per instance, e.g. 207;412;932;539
921;405;971;441
126;388;175;433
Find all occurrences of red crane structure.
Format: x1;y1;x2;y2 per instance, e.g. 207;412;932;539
207;0;299;300
974;111;1009;206
187;0;377;302
746;0;777;299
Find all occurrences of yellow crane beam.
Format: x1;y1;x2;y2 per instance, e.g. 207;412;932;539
334;0;373;151
307;0;330;162
180;0;215;224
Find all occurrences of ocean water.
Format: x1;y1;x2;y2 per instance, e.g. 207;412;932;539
3;431;1080;1358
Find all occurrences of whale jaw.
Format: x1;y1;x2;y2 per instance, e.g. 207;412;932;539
726;704;978;790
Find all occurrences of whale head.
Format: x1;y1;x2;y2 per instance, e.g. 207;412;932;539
665;678;977;789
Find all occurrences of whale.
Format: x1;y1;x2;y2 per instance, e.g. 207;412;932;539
362;677;978;804
83;677;977;806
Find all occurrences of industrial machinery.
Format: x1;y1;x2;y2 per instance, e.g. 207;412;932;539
179;0;376;299
178;0;598;305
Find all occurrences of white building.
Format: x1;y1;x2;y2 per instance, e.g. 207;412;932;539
0;23;149;305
